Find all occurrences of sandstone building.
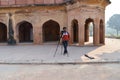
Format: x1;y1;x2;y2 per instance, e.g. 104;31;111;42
0;0;110;46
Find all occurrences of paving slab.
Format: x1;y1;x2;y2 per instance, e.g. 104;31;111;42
0;38;119;64
0;63;120;80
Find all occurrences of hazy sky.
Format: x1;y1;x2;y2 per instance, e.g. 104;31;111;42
105;0;120;22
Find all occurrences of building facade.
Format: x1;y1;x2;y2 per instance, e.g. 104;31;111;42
0;0;110;46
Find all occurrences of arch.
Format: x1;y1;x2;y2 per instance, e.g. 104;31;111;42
84;18;94;43
71;19;79;43
0;22;7;42
99;19;104;44
17;21;33;42
42;20;60;42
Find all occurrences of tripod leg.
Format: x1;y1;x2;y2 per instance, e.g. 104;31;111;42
53;40;60;57
61;44;63;55
53;44;59;57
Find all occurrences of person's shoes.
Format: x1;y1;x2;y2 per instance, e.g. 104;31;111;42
63;52;69;57
63;52;67;55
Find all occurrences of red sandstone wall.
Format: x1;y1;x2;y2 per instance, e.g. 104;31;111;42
0;0;64;6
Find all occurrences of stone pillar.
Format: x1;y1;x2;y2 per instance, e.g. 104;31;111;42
99;19;105;44
93;18;100;45
68;23;73;45
12;16;19;44
7;13;16;45
67;17;72;45
103;20;105;44
78;20;84;46
39;26;43;44
13;24;19;44
33;26;41;44
101;19;105;45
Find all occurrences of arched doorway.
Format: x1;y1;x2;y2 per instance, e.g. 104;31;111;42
99;19;104;44
18;21;33;42
43;20;60;42
84;18;94;44
72;20;78;43
0;22;7;42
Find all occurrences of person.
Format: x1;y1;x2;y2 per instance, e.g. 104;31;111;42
61;27;70;55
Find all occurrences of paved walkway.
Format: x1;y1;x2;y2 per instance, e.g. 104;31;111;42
82;38;120;62
0;38;120;64
0;63;120;80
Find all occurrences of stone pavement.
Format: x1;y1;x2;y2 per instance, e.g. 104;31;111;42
0;63;120;80
0;38;120;64
82;38;120;62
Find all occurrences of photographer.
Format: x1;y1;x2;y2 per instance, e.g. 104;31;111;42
61;27;70;55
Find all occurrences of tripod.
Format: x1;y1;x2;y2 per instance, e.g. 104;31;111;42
53;38;62;57
53;38;69;57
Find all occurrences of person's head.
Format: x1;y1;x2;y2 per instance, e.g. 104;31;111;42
63;27;67;31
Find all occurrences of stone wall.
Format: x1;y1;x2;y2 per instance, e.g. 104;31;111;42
66;1;106;45
0;0;64;6
0;6;67;44
0;0;110;46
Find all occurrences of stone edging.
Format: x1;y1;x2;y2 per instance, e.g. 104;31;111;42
0;61;120;65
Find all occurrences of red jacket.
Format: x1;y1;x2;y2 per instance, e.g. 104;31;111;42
61;31;70;41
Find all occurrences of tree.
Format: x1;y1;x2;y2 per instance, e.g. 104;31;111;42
107;14;120;36
89;22;93;36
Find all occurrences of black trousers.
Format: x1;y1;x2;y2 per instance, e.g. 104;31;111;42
62;41;68;53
